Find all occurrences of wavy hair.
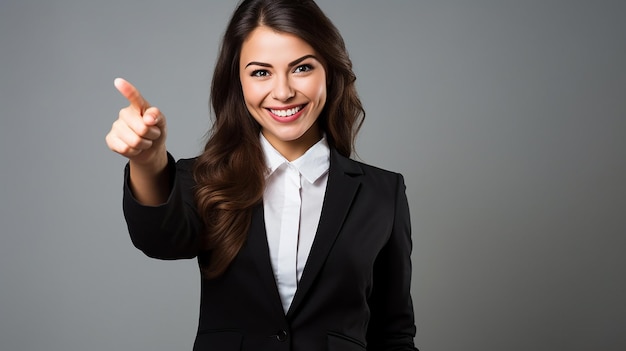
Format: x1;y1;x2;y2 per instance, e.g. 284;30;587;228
193;0;365;278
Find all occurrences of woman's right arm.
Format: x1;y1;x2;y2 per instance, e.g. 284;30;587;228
106;78;201;259
105;78;170;205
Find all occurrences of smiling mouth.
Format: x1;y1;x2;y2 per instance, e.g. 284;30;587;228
268;104;306;117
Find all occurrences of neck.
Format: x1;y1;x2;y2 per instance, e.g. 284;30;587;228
264;125;322;162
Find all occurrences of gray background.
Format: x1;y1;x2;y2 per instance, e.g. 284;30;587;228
1;0;624;350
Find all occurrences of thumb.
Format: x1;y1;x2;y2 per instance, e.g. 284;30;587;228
143;106;166;128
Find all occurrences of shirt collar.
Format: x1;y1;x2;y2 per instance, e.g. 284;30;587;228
260;133;330;184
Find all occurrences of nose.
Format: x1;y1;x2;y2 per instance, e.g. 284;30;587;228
271;75;295;101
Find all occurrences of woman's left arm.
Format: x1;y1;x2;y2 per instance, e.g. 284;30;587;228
366;173;419;351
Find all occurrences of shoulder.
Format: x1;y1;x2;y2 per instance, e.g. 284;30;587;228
330;149;405;190
331;149;402;179
354;159;400;179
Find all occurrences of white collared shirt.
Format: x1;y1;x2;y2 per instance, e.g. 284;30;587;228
260;134;330;314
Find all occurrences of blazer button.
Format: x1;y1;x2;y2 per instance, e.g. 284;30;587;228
276;330;288;342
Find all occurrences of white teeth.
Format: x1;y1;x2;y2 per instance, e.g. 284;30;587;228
270;105;302;117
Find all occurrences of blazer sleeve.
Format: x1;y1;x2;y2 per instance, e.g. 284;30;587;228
366;173;419;351
122;153;202;260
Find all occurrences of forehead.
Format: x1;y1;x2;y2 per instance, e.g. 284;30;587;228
240;26;317;64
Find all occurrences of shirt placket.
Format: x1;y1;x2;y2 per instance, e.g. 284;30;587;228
276;164;301;313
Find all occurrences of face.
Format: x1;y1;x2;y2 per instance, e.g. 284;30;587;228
240;26;327;161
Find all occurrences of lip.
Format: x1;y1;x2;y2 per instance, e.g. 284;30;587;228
265;103;308;123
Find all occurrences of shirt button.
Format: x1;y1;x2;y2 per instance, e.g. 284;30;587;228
276;330;288;342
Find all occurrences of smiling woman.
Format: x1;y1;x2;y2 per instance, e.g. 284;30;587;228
105;0;418;350
240;26;327;161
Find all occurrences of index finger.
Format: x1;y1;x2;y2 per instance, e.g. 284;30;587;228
114;77;149;113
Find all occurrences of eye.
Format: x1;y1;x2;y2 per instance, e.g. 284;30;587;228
251;69;270;77
293;64;313;74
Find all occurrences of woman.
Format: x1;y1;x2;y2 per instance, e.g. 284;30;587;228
106;0;418;350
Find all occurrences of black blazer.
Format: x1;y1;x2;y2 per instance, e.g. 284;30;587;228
123;149;418;351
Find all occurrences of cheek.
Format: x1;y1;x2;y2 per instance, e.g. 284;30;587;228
304;75;327;103
318;72;328;96
241;82;264;107
316;78;327;105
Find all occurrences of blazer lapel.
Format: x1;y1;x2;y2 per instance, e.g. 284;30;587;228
287;150;363;318
246;203;285;315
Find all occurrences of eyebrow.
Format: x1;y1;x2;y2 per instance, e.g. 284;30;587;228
245;54;319;69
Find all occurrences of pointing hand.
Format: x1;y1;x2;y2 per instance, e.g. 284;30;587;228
105;78;168;167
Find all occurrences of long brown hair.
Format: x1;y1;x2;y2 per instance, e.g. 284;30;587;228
193;0;365;278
